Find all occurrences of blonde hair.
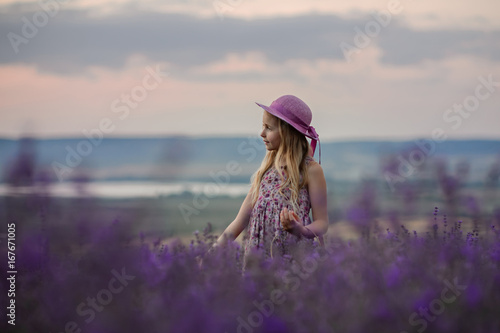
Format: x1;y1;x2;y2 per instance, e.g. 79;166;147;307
250;116;310;213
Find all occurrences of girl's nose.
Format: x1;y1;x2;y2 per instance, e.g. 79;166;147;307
260;129;265;138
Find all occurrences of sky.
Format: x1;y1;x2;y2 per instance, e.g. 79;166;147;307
0;0;499;142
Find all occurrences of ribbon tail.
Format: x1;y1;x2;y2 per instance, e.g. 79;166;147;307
310;139;321;164
311;139;317;155
308;126;321;164
318;139;321;165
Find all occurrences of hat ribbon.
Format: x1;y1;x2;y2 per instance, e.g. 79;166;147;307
308;126;321;165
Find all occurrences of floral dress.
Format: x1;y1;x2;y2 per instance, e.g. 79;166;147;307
243;155;315;264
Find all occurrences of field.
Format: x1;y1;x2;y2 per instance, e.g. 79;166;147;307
1;166;499;332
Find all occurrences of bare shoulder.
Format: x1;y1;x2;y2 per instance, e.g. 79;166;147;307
306;157;324;179
306;156;321;171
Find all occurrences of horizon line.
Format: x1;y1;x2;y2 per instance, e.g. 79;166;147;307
1;134;500;143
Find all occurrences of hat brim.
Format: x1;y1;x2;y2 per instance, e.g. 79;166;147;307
255;102;316;140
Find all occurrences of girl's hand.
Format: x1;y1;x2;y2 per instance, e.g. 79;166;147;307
280;207;304;237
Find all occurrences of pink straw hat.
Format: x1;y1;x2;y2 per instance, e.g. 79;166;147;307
256;95;321;164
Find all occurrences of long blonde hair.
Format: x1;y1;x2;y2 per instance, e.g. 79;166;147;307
250;116;310;213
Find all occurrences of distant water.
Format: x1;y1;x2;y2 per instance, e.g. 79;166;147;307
0;181;251;199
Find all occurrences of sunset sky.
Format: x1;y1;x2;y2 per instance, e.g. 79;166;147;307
0;0;499;141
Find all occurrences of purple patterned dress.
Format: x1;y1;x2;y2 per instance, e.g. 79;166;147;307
243;156;315;263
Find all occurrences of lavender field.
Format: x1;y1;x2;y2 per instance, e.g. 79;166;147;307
1;0;499;330
1;147;500;333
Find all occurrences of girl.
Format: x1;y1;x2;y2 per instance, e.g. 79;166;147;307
215;95;329;265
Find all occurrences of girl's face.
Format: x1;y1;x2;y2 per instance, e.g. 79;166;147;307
260;111;281;151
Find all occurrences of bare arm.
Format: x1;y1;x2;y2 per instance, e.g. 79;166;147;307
215;187;254;246
280;161;329;238
304;161;329;237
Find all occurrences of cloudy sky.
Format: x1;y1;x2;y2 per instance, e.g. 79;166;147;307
0;0;499;141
